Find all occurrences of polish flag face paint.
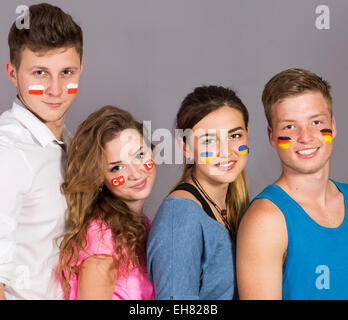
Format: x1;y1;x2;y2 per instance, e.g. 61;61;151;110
28;85;44;95
200;151;213;163
111;176;125;187
144;159;154;171
277;137;291;149
67;83;78;94
320;129;332;143
238;145;249;155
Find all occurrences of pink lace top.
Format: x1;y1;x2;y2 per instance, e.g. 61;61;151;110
67;216;155;300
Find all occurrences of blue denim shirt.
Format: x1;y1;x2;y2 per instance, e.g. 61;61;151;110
147;197;235;300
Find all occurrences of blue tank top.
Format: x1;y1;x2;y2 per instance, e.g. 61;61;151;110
252;179;348;300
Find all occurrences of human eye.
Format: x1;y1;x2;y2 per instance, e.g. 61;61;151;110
312;120;322;126
62;69;74;76
33;70;46;77
283;124;294;130
229;133;242;139
135;151;145;160
202;138;216;145
111;165;123;172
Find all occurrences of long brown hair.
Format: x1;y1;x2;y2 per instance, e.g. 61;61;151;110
57;105;148;298
175;85;249;234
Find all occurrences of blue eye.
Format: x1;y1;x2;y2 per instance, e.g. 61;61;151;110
135;152;145;160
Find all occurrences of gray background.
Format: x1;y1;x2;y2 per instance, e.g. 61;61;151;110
1;0;347;220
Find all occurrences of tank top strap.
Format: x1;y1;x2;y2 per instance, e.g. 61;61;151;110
173;183;216;221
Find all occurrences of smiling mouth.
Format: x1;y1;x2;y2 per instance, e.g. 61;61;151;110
131;178;147;189
215;160;236;170
296;147;320;155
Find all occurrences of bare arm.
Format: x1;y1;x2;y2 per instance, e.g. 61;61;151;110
0;283;6;300
77;255;116;300
236;199;288;300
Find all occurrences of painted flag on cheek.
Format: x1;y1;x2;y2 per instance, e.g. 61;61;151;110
238;145;249;155
277;137;291;149
200;151;213;163
67;83;78;94
111;176;125;187
320;129;332;142
28;85;44;95
144;159;154;171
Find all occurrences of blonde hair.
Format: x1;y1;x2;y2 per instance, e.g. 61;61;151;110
175;85;250;236
57;105;148;299
262;68;332;127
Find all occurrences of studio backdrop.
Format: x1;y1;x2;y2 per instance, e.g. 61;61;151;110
0;0;347;219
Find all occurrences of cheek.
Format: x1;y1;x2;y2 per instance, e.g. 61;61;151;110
277;136;291;150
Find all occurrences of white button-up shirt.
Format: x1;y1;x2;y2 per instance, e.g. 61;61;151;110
0;98;71;299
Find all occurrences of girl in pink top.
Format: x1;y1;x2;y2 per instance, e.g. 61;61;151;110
56;106;156;300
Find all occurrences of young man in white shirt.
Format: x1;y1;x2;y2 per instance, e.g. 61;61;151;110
0;3;83;299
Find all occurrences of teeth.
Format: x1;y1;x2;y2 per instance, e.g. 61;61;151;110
297;148;318;155
218;161;235;167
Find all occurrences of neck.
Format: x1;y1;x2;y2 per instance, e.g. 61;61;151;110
191;169;229;208
17;93;65;141
276;161;331;202
124;199;145;215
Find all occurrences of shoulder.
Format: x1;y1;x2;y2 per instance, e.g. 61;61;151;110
168;190;203;209
331;179;348;195
149;197;205;237
83;219;114;254
238;197;287;241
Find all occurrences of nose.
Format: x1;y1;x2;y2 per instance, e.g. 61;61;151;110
218;137;230;159
127;163;143;180
45;77;63;97
297;126;314;144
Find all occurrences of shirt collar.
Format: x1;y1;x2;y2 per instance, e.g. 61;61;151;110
11;97;70;147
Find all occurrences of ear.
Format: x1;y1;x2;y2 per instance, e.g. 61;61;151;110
267;125;276;148
80;59;84;74
177;137;193;161
5;61;18;87
331;115;337;140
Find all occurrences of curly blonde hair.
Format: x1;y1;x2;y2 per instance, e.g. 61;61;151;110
57;105;148;299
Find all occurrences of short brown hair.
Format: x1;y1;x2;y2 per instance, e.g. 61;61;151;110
8;3;83;69
262;68;332;127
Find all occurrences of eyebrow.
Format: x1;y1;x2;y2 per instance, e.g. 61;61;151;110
198;126;244;139
277;113;328;124
108;146;143;166
29;65;80;72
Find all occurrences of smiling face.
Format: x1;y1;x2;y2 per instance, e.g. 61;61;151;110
103;129;156;205
6;47;83;134
268;90;336;175
186;106;249;185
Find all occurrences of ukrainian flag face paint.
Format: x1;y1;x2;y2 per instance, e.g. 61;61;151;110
200;151;214;163
277;137;291;149
238;145;249;155
320;129;332;143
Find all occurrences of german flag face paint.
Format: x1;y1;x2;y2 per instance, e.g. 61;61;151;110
111;176;125;187
320;129;332;143
28;85;44;95
67;83;78;94
200;151;213;163
277;137;291;149
144;159;154;171
238;145;249;155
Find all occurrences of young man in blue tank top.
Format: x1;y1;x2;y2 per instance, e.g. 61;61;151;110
237;68;348;300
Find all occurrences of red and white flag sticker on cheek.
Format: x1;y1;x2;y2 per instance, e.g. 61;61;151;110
28;85;45;95
67;83;78;94
111;176;125;187
144;159;154;171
